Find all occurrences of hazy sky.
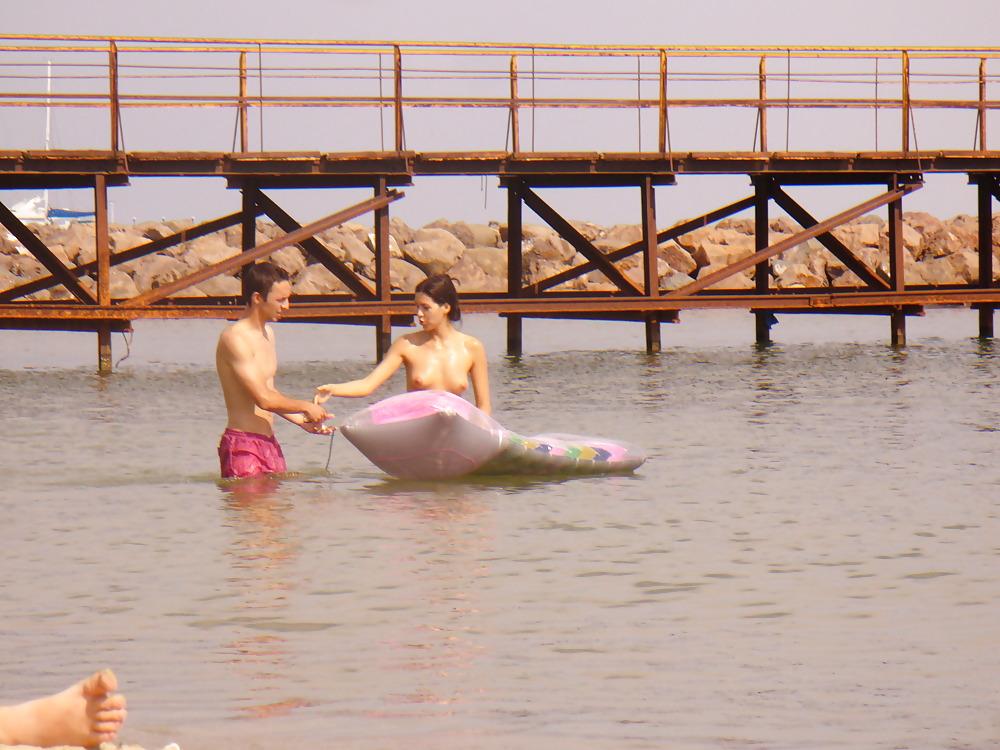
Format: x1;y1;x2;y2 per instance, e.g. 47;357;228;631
3;0;1000;228
6;0;997;48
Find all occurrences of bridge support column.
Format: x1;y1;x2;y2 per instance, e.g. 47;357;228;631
979;307;994;339
97;324;113;373
641;177;661;353
977;177;996;339
753;177;772;346
887;176;907;347
645;315;661;353
374;177;393;360
95;174;113;373
241;187;256;302
506;178;523;357
890;309;907;347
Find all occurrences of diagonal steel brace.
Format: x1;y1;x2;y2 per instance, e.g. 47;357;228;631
764;180;891;290
248;188;377;299
121;190;402;308
513;183;643;295
0;200;97;304
667;182;921;298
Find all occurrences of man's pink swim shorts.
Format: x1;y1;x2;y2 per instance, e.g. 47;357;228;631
218;428;288;478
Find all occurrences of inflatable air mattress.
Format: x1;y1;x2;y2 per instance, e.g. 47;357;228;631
339;390;646;480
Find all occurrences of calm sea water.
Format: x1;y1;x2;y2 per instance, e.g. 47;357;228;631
1;309;998;750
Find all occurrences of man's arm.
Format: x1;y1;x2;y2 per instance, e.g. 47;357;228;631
220;329;331;425
279;411;334;434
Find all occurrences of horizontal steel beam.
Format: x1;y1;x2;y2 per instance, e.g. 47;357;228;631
5;151;1000;179
6;289;1000;321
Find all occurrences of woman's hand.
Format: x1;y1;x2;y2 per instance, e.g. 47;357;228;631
314;384;336;404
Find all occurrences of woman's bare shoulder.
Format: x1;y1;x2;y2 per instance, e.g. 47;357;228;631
395;331;425;347
459;331;486;353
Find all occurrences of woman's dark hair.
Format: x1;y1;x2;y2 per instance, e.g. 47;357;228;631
415;274;461;321
242;261;290;305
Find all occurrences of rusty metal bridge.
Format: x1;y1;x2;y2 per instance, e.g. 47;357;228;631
3;36;1000;370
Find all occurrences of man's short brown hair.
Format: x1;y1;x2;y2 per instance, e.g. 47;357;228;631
241;262;290;305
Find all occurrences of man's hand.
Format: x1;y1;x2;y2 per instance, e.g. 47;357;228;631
304;401;330;423
300;419;335;435
298;402;333;434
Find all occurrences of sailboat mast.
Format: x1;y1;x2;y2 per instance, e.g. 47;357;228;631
44;61;52;149
44;61;51;216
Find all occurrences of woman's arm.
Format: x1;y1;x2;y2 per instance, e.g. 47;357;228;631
315;338;406;402
468;337;492;415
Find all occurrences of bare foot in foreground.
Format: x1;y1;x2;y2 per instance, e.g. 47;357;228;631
0;668;127;747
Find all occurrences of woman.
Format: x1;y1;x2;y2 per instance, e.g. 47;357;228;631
315;274;492;414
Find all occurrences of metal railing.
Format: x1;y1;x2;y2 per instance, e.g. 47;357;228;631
1;36;999;156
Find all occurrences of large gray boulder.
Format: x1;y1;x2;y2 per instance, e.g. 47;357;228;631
163;219;196;234
568;220;605;241
403;237;464;276
194;275;241;297
623;258;670;291
443;220;476;249
919;256;961;285
8;255;46;279
711;270;755;290
528;233;575;263
269;246;308;276
292;263;346;294
946;250;980;283
0;267;17;292
389;258;426;292
389;216;415;247
339;234;375;271
222;226;270;249
446;254;489;292
131;255;190;292
136;221;175;242
464;246;508;278
716;217;755;234
184;236;238;269
659;269;694;291
414;226;466;255
775;262;826;288
468;223;502;248
363;231;403;258
107;268;140;299
62;223;97;265
658;241;698;276
442;220;501;249
605;224;643;245
110;229;147;253
904;211;946;236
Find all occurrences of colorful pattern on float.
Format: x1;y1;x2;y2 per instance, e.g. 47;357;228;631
339;390;646;480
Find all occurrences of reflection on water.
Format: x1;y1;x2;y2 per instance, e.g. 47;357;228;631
1;311;999;750
219;485;301;720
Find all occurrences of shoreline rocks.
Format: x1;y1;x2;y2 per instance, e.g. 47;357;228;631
2;212;999;300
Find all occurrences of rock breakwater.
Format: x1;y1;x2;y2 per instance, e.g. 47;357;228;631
2;212;999;300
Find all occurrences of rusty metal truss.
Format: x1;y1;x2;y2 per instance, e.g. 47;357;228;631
3;38;1000;369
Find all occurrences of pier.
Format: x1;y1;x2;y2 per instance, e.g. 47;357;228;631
2;36;1000;370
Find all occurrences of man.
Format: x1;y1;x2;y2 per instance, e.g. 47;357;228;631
216;261;332;478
